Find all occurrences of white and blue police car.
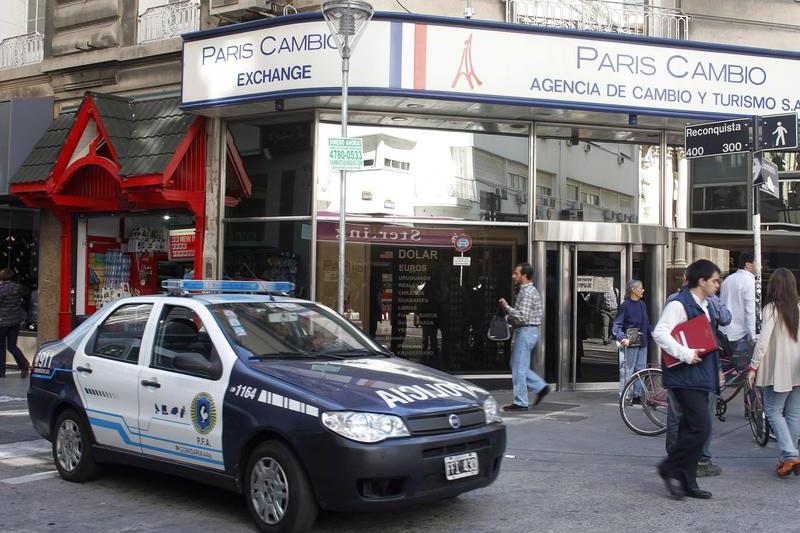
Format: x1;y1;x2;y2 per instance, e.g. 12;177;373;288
28;280;506;533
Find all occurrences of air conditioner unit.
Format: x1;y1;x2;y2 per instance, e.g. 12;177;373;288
210;0;320;20
603;209;614;221
495;187;508;200
361;191;373;201
615;212;627;222
536;206;552;219
516;192;528;205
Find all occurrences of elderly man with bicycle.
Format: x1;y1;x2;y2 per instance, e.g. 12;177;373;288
653;259;725;501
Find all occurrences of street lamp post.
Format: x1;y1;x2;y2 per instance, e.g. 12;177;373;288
322;0;373;315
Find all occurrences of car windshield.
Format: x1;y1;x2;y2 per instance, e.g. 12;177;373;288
209;301;387;362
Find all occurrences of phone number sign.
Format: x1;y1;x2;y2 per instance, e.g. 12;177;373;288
329;137;363;171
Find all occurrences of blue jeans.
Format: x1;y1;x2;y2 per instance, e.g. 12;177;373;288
618;345;647;396
0;325;27;376
666;390;715;463
728;335;753;371
763;386;800;461
510;326;547;407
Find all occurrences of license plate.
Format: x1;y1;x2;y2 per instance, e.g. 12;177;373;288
444;452;479;481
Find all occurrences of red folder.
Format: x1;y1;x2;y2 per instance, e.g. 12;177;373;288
661;314;719;368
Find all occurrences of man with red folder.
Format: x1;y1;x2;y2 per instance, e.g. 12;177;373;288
652;259;722;500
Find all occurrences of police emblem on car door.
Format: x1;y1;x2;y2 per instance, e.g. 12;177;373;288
137;301;230;470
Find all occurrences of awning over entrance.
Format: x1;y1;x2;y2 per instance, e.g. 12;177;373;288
12;92;207;213
9;92;252;335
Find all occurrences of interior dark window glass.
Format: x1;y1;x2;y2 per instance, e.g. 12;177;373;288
90;304;153;363
152;305;217;376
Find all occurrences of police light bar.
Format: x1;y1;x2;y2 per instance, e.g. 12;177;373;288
162;279;295;294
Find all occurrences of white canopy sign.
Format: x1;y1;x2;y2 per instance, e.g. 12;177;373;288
182;14;800;117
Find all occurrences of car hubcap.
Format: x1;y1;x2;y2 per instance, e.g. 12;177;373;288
56;419;82;472
250;457;289;525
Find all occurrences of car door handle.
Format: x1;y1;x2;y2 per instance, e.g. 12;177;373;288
76;366;92;374
140;379;161;388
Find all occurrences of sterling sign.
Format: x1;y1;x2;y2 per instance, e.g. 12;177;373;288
182;13;800;118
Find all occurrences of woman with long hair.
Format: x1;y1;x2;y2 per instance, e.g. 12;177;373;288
748;268;800;476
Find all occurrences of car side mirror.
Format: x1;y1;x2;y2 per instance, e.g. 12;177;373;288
173;351;222;380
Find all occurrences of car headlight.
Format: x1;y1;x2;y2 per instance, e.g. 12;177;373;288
321;411;410;443
482;396;502;424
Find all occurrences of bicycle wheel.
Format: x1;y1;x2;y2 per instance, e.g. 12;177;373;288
719;370;745;404
619;368;668;436
746;384;770;447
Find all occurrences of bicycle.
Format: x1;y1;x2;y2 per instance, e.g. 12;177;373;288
620;361;770;446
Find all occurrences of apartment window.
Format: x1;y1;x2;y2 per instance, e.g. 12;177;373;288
566;184;579;202
27;0;46;33
510;173;527;191
581;192;601;206
384;158;410;171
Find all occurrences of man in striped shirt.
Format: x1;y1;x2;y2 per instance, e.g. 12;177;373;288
499;262;550;411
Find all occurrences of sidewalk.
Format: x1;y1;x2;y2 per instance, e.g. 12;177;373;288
482;388;790;532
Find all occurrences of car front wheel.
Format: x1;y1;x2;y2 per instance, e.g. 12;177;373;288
52;409;99;482
244;441;318;533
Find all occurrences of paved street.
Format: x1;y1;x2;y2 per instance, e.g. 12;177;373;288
0;374;796;533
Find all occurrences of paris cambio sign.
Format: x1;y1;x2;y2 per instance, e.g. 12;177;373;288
182;14;800;118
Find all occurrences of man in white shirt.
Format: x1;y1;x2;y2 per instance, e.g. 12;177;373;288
653;259;722;501
719;252;756;368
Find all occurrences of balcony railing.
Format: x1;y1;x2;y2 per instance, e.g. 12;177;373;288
138;0;201;44
0;32;44;70
506;0;691;40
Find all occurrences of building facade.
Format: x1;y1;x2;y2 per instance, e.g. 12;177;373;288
4;0;800;390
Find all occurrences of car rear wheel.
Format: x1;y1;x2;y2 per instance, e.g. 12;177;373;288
52;409;99;482
244;441;317;533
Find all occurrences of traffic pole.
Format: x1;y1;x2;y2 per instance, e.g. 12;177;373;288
752;115;762;334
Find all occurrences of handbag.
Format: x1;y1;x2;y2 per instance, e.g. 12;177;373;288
625;327;643;347
487;312;511;341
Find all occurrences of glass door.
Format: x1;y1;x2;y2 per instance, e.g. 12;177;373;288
570;245;626;388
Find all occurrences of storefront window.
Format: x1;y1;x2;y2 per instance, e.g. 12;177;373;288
534;126;661;225
79;213;195;317
316;123;529;222
689;153;749;230
223;220;312;299
760;151;800;225
0;208;38;331
223;118;314;298
315;222;527;372
665;146;689;229
226;121;313;218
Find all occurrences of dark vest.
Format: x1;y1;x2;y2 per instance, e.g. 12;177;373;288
662;288;720;393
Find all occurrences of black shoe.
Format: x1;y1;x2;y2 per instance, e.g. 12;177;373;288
632;396;642;405
685;488;712;499
533;385;550;406
502;403;529;412
20;366;29;379
657;469;685;501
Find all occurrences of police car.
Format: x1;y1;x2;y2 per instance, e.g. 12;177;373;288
28;280;506;533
